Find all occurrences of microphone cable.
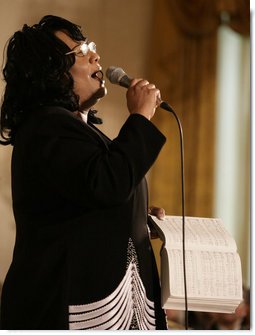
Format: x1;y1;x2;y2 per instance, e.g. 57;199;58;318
160;101;189;330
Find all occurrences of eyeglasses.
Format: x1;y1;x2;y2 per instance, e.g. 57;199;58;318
65;41;96;57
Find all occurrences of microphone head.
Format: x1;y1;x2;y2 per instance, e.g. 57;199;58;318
106;66;127;84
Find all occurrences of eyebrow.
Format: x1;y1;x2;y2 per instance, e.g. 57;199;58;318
70;38;88;51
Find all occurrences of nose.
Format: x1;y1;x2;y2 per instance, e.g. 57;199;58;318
89;50;100;64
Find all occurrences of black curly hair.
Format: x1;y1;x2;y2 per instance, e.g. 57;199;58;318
0;15;86;145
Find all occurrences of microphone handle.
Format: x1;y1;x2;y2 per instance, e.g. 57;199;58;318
119;74;132;88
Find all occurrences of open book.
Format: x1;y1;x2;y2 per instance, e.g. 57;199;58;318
149;215;243;313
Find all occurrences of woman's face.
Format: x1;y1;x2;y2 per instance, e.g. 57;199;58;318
55;30;106;110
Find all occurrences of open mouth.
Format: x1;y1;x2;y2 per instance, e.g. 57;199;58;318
91;70;105;86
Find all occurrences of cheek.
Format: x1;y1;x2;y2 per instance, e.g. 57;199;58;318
70;63;89;81
70;65;90;94
70;67;98;105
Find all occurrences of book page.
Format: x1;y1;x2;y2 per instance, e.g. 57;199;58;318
165;248;242;299
151;215;237;252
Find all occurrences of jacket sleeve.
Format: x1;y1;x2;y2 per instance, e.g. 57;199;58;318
37;110;166;206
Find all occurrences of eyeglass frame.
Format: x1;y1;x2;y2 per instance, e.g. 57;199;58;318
65;40;96;57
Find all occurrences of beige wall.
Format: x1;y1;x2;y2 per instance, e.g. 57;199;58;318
0;0;154;284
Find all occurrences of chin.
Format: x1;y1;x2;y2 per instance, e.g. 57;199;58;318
97;86;107;98
81;87;107;110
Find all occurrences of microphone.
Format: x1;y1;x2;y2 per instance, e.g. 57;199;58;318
105;66;174;113
106;66;132;88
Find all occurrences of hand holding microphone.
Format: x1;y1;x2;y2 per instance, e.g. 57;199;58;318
126;78;161;120
106;67;162;120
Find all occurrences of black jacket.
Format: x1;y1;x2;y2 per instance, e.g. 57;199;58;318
0;106;167;330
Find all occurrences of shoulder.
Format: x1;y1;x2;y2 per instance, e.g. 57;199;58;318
29;106;87;135
37;106;84;128
14;106;94;146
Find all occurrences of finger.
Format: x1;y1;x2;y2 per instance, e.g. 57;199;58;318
155;90;162;106
134;79;150;88
146;83;156;89
158;208;165;219
149;207;165;219
129;78;144;87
